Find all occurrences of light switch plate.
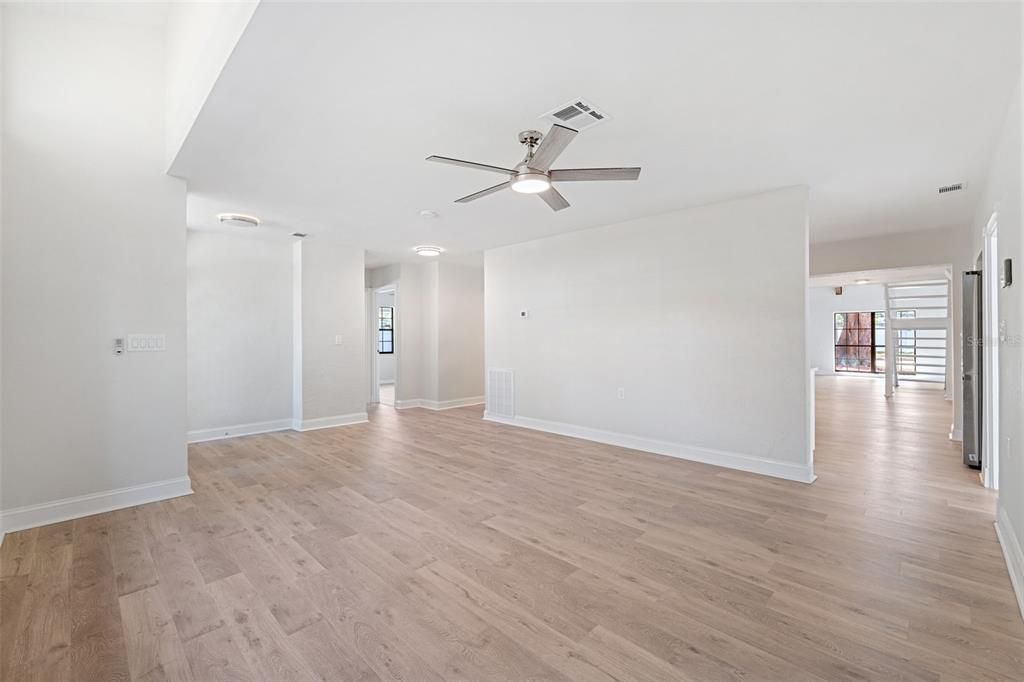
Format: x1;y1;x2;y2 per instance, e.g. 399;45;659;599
125;334;166;352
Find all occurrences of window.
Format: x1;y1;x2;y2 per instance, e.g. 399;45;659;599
377;306;393;354
834;311;885;373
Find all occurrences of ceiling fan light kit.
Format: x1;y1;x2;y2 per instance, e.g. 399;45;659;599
426;124;641;212
510;171;550;194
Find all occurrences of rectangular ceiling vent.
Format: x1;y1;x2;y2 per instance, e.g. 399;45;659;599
540;98;609;132
938;182;965;194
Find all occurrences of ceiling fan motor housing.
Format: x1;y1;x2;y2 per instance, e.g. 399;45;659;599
517;129;544;148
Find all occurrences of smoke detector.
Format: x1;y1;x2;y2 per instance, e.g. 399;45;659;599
540;98;609;132
217;213;260;227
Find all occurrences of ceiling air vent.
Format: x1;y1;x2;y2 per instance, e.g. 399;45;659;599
540;98;609;132
938;183;965;194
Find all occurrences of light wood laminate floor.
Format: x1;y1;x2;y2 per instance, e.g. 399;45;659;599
2;376;1022;680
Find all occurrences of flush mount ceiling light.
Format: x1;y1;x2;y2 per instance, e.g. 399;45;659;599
414;245;444;257
419;209;440;219
217;213;260;228
855;278;871;284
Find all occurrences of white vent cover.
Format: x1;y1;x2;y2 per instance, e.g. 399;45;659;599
486;368;515;419
938;182;965;194
540;98;609;132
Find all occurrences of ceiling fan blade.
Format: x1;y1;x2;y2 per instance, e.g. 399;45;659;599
538;186;570;212
549;167;641;182
455;181;511;204
528;124;578;171
426;155;516;175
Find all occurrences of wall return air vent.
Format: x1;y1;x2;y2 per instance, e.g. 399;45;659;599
938;182;965;194
486;368;515;419
540;98;609;132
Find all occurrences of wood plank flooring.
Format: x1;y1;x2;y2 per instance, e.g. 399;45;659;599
2;376;1022;680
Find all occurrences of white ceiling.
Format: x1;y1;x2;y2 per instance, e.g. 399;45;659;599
173;2;1020;266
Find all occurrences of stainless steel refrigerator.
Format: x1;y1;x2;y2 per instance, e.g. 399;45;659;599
962;268;982;469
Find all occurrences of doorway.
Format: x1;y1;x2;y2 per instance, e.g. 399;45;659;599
374;287;397;406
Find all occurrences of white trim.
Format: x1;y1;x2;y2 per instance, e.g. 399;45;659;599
995;507;1024;623
396;396;484;411
187;418;294;443
483;413;816;484
424;396;484;410
293;412;368;432
0;476;193;539
981;215;999;490
950;425;963;442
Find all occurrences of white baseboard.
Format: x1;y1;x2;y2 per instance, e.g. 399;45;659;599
396;396;484;411
483;413;815;484
188;418;294;443
293;412;368;432
950;424;963;442
995;507;1024;623
0;476;193;541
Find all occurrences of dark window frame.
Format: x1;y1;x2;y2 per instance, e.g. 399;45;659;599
377;306;394;354
834;311;885;374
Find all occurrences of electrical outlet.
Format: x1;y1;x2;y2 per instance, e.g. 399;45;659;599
334;335;343;345
617;387;625;399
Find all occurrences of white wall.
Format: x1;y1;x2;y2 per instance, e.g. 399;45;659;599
971;73;1023;608
438;263;485;402
811;226;971;277
1;5;6;513
808;285;886;374
187;232;293;436
297;240;366;425
486;187;812;482
375;290;396;383
1;5;189;527
164;0;258;169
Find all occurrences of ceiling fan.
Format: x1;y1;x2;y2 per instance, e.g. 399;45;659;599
426;124;641;212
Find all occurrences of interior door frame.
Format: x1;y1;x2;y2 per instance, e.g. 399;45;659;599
369;282;399;406
982;212;1000;490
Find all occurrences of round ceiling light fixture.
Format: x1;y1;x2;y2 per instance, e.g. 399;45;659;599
414;245;444;257
510;171;551;194
419;209;440;219
217;213;260;228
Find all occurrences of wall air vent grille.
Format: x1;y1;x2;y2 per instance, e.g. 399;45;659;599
540;98;609;132
938;183;964;194
486;368;515;419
